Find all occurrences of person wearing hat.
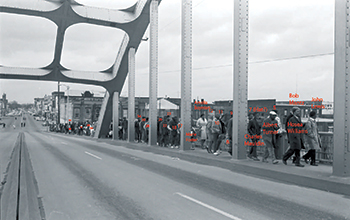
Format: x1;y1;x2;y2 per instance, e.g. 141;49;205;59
282;107;305;167
302;111;322;166
261;111;279;164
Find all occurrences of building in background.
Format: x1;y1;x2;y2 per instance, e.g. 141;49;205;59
59;91;103;123
34;94;52;118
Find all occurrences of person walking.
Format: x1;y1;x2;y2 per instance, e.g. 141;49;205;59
168;116;179;148
224;115;233;156
262;111;279;164
284;109;297;163
302;111;321;166
160;115;170;147
140;117;146;143
282;107;305;167
135;118;141;142
144;117;149;144
247;112;261;161
211;114;222;155
157;117;162;145
196;114;208;150
206;114;214;153
122;117;128;140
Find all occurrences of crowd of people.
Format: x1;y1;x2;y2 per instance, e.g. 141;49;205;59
134;115;183;148
50;121;96;136
246;107;322;167
192;106;322;167
48;106;322;167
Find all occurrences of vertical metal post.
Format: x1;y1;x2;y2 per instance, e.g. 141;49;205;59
112;92;119;140
180;0;192;151
333;0;350;177
128;47;136;143
57;81;60;125
67;86;70;122
233;0;249;159
149;0;159;146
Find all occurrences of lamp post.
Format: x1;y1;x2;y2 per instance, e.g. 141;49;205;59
60;84;70;123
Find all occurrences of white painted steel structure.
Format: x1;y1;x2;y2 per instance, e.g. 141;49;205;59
112;92;119;140
333;0;350;177
180;0;193;151
128;48;136;143
233;0;249;159
0;0;161;139
149;0;159;146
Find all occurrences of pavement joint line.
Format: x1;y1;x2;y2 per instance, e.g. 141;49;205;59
84;151;102;160
175;192;242;220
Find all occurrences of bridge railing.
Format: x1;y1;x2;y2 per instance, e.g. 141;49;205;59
255;132;334;164
317;132;334;164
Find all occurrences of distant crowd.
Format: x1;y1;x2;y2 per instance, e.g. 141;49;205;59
50;121;96;136
47;106;322;166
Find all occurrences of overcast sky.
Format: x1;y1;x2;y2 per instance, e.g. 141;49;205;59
0;0;334;104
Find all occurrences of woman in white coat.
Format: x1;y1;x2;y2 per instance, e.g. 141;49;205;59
196;114;208;150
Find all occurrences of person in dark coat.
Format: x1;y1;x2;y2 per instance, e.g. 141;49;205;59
282;107;305;167
157;117;162;145
140;117;146;143
224;116;233;156
160;115;170;147
168;116;179;148
247;112;261;161
135;118;141;142
122;117;128;140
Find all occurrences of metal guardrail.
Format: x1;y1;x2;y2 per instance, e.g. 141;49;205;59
254;132;334;164
317;132;333;164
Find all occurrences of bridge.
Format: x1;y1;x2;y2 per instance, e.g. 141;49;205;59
0;1;349;219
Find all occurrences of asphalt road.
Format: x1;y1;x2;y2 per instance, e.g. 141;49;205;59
1;114;350;220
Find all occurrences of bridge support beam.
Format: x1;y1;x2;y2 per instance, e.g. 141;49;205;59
232;0;249;159
94;91;112;139
333;0;350;177
180;0;193;151
149;0;159;146
128;48;136;143
112;92;120;140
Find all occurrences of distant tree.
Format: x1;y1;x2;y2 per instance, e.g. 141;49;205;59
8;101;20;110
7;101;33;110
21;103;34;110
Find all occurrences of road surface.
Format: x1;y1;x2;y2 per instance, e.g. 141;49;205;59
1;114;349;220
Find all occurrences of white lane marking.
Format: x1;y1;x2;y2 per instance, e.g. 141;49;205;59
175;192;242;220
85;151;102;160
61;142;68;145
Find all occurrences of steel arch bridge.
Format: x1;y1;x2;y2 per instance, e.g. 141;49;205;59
0;0;162;139
1;0;349;177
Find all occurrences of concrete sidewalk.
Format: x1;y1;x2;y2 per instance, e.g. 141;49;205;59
98;138;350;197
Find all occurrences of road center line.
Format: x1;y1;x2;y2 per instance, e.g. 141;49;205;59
175;192;242;220
85;151;102;160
